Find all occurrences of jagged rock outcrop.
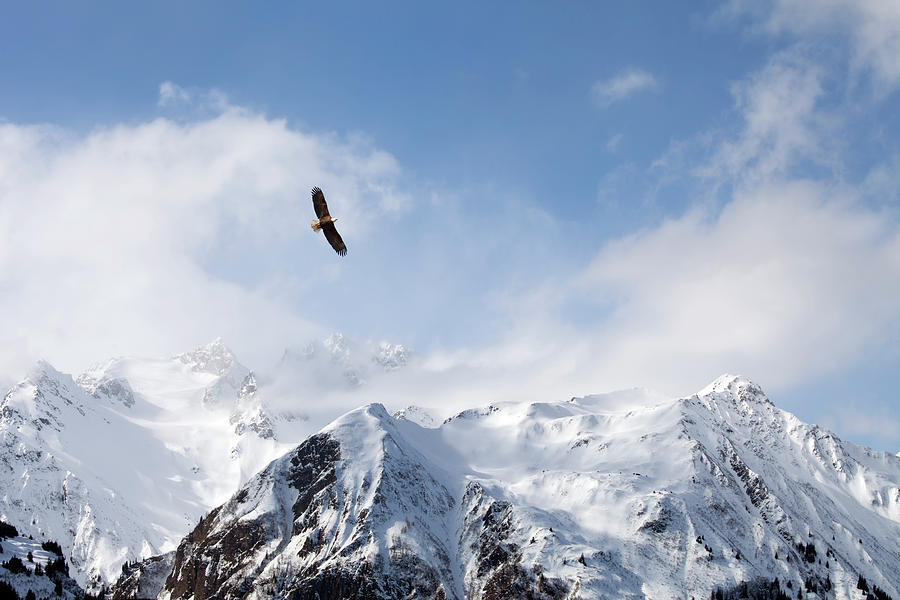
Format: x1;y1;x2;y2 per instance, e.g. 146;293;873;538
109;552;175;600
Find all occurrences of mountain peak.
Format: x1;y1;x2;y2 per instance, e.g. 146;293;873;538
374;342;410;370
26;359;64;382
323;332;350;360
174;338;239;376
324;402;392;434
697;373;768;402
394;404;439;428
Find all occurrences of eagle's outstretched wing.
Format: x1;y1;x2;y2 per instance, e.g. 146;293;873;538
322;222;347;256
311;187;330;220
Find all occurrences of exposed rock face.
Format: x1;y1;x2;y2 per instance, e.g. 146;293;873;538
393;405;439;428
229;373;275;440
175;338;237;377
76;374;136;408
160;408;463;600
459;483;570;600
162;434;341;600
372;342;410;371
109;552;175;600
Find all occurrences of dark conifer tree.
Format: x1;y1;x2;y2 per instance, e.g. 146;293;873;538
0;581;20;600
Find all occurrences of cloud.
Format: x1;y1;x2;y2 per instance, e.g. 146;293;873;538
342;181;900;421
863;154;900;204
570;182;900;392
696;51;838;186
158;81;192;106
0;89;406;377
822;404;900;451
591;68;659;108
573;34;900;400
413;28;900;427
719;0;900;92
1;29;897;454
605;133;624;153
418;184;899;411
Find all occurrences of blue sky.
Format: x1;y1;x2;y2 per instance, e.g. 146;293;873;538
1;1;899;450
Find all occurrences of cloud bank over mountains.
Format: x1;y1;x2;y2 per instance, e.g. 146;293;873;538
0;1;898;449
0;85;406;378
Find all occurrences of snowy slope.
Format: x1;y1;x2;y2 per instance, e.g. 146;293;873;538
0;336;410;591
158;375;900;600
0;531;83;599
0;341;286;589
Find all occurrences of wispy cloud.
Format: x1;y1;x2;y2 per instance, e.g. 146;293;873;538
605;133;624;152
570;182;900;392
591;68;659;108
718;0;900;92
822;405;900;452
158;81;192;106
158;81;229;111
696;50;837;186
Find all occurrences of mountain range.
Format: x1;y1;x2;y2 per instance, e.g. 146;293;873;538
1;340;898;599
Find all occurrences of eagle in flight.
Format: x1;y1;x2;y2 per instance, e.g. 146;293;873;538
310;187;347;256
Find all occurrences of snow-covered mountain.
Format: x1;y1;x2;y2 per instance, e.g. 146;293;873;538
155;375;900;600
275;333;411;390
3;340;898;599
0;337;408;591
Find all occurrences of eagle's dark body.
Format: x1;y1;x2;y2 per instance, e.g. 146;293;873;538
310;187;347;256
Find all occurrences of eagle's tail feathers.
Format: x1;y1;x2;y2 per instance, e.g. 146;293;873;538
311;220;322;232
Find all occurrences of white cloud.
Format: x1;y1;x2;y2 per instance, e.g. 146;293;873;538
863;154;900;203
241;170;900;441
822;404;900;450
158;81;230;111
570;183;900;392
158;81;192;106
449;33;900;414
605;133;624;152
572;41;900;399
591;68;659;108
0;93;405;377
1;54;896;455
349;181;900;417
696;51;837;186
422;185;897;409
720;0;900;92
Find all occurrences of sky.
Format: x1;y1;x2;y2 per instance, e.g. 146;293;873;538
1;1;899;450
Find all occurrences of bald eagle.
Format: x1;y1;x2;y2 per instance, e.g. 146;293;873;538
310;187;347;256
